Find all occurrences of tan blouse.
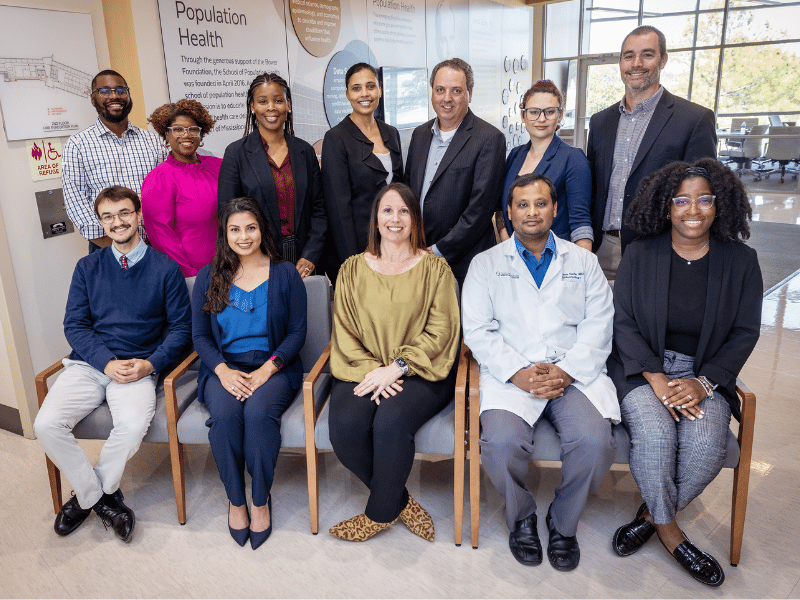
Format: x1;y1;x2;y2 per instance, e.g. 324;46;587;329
330;253;460;382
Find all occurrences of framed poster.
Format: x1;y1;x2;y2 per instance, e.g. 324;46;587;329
0;6;99;141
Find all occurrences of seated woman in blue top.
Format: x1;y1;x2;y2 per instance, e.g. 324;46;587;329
192;197;307;550
500;80;593;250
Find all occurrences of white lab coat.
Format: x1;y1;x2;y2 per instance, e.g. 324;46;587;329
462;234;620;425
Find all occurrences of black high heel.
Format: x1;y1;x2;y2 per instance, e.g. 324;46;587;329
250;495;272;550
228;502;249;547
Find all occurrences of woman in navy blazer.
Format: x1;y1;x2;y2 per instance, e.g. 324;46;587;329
322;63;403;282
501;80;592;250
218;73;326;279
193;198;307;549
607;159;761;587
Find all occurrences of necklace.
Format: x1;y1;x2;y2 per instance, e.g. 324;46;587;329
672;241;709;265
379;254;413;267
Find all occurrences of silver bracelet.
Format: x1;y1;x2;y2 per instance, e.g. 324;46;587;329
693;377;714;399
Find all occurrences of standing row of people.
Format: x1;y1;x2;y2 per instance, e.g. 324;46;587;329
39;23;760;589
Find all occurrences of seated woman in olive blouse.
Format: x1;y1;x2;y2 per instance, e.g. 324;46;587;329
327;182;460;543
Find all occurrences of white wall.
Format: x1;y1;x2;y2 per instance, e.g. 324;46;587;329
0;0;110;436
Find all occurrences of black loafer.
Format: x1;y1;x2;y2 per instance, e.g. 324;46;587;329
672;539;725;587
509;514;542;566
94;489;135;543
546;507;580;571
613;503;656;556
54;493;93;537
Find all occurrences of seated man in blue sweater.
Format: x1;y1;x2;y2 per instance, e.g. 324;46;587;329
34;185;191;543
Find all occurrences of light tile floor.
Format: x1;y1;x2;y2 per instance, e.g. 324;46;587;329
1;274;799;598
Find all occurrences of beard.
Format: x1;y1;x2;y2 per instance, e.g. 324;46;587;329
92;96;133;123
624;68;660;93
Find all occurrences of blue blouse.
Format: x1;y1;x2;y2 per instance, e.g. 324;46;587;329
217;280;271;353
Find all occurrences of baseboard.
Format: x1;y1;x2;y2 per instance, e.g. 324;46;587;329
0;404;23;436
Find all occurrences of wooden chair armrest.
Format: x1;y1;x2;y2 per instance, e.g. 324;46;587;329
455;341;468;399
164;351;199;431
736;378;756;413
735;377;757;451
303;342;331;417
35;355;69;407
468;351;481;430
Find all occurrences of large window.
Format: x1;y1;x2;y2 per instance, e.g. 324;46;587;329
544;0;800;149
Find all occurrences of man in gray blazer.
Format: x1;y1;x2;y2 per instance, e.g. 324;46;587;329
405;58;506;285
588;25;717;281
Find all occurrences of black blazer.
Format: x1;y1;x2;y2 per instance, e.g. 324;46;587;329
607;232;762;420
405;109;506;285
217;130;327;265
587;90;717;252
321;116;403;272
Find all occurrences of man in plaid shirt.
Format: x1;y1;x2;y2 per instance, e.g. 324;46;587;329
62;70;167;252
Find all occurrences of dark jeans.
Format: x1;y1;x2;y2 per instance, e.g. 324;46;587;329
328;370;455;523
204;351;295;507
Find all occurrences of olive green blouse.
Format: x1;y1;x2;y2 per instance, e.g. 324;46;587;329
330;253;461;383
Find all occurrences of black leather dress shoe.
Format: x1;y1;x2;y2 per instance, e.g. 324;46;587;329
613;503;656;556
509;514;542;566
546;507;580;571
672;540;725;587
94;489;135;543
54;493;92;537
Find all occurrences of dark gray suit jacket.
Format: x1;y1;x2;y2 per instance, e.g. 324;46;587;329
405;109;506;284
587;90;717;252
217;130;327;265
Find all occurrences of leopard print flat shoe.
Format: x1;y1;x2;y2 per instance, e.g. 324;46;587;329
399;495;435;542
329;513;397;542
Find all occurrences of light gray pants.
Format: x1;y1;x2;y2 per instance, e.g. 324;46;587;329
621;350;731;525
33;359;157;509
597;232;622;284
480;385;616;536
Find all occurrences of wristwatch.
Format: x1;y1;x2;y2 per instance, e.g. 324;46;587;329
394;357;409;376
270;355;284;371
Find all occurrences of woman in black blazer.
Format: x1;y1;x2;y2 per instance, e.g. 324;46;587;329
608;158;762;587
321;63;403;282
218;73;326;279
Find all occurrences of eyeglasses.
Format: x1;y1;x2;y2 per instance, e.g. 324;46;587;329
167;126;202;137
671;195;716;210
92;86;130;97
522;107;561;121
99;209;136;224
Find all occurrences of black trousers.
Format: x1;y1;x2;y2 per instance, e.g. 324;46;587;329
329;371;454;523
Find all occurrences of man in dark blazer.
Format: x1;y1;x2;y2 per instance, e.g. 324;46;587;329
405;58;506;285
588;25;717;281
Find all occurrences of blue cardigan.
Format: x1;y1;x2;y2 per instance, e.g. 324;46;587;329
192;261;308;401
501;135;592;242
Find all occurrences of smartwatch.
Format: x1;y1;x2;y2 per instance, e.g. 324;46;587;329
270;355;284;370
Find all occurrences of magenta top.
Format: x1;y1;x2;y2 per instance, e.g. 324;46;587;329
141;154;222;277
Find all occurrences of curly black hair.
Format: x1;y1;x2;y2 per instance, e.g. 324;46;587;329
625;158;752;242
148;99;216;139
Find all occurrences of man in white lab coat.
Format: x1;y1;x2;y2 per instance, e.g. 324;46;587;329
462;172;619;572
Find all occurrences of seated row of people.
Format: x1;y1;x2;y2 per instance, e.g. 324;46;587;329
36;156;759;590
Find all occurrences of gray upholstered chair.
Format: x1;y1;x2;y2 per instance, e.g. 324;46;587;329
34;277;200;516
764;125;800;183
163;274;333;525
466;350;757;565
304;341;469;543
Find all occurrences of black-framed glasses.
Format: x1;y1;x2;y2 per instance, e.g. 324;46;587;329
92;86;130;97
671;195;716;210
99;209;136;224
167;126;202;137
522;107;561;121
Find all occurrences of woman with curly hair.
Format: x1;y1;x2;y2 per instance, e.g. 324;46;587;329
141;99;221;276
218;73;326;279
192;197;306;549
608;158;762;587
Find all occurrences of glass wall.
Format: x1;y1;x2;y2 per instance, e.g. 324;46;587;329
544;0;800;135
